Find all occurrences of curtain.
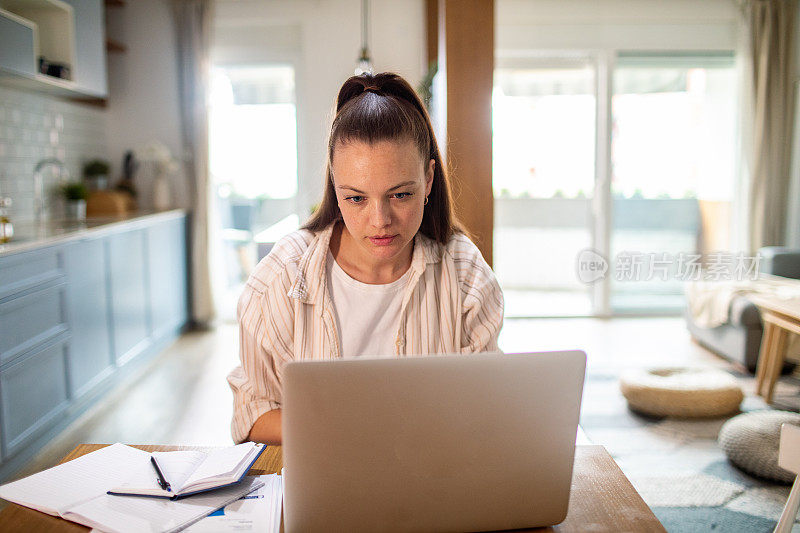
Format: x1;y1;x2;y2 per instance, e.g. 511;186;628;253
173;0;215;326
746;0;798;251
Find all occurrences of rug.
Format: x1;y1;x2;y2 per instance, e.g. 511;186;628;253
580;371;800;533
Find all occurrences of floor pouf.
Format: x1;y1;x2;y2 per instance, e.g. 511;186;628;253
620;367;744;418
718;410;800;483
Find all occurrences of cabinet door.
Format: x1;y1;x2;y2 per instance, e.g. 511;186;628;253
60;0;107;97
0;284;68;367
148;217;189;338
0;339;70;458
64;237;114;398
109;229;150;365
0;11;36;77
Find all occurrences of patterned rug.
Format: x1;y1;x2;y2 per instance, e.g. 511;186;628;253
580;371;800;532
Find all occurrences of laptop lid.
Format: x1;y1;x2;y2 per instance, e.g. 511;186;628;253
282;350;586;533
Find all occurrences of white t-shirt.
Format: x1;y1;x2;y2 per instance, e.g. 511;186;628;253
325;251;411;358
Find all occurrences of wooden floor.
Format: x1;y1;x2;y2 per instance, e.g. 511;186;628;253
8;316;745;484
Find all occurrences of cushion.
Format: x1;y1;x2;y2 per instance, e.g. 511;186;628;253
718;410;800;483
620;367;743;418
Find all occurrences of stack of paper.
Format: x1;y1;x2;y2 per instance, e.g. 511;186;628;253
0;443;267;533
185;474;283;532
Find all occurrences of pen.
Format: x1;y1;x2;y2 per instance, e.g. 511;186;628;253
150;456;171;492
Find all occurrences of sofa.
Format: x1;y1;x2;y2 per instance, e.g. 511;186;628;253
685;247;800;373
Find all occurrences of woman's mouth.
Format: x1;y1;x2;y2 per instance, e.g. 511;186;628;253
369;235;397;246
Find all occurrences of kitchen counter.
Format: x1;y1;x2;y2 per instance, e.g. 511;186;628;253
0;209;188;256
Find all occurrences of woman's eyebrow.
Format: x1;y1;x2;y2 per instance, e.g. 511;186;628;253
337;181;417;194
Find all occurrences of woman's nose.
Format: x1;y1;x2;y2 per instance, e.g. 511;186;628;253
370;200;391;228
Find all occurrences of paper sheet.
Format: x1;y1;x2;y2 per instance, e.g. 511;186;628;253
72;476;264;533
0;443;149;516
184;475;283;533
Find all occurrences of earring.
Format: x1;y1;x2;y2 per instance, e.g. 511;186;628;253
424;196;429;206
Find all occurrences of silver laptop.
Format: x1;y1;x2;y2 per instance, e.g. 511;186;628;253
282;350;586;532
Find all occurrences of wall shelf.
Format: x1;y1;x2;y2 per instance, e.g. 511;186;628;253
0;0;76;81
0;0;107;99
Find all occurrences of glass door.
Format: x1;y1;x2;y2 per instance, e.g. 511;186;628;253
609;53;738;313
493;57;597;317
208;64;300;321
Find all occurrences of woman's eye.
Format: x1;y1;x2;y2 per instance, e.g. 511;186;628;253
393;192;413;200
346;195;365;204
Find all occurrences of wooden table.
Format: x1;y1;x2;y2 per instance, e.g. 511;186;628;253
0;444;664;532
752;296;800;404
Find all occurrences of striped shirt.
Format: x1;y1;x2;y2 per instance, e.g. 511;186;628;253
227;223;505;444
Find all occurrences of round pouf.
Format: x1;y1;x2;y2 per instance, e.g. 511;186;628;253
719;410;800;483
620;367;744;418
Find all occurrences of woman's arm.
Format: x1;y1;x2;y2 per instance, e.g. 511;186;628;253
247;409;282;444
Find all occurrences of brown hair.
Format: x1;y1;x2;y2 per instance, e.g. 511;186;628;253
303;71;463;244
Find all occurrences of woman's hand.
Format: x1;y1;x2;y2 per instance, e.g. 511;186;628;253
247;409;282;444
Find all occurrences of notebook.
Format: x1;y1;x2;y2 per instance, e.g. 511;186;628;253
0;443;265;533
108;442;265;499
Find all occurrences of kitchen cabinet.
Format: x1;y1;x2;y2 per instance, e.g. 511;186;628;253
0;9;36;77
63;237;114;399
148;216;189;340
1;338;70;459
0;0;107;99
0;211;188;481
109;228;150;365
60;0;107;97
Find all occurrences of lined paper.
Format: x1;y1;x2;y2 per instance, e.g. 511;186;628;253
0;443;148;515
64;476;264;533
114;451;207;496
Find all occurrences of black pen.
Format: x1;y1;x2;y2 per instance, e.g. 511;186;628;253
150;456;171;492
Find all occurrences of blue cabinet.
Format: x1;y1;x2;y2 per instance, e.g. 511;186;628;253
109;228;150;365
0;212;188;481
0;11;36;77
148;217;188;338
63;237;114;399
0;339;70;458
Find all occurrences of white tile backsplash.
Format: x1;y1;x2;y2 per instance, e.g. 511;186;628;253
0;85;108;223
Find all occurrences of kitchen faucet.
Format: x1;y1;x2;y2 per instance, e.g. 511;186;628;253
33;158;70;223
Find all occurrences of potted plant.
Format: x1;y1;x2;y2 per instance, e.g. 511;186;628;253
61;182;89;220
83;159;111;190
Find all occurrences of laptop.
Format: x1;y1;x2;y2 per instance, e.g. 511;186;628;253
282;350;586;532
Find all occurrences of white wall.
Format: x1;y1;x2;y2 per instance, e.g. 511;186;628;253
212;0;426;219
105;0;186;210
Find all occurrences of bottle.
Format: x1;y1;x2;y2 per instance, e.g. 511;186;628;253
0;197;13;244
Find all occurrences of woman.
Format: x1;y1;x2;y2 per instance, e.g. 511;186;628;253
227;72;504;444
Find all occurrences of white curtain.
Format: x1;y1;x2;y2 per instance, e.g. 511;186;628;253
746;0;798;251
173;0;215;326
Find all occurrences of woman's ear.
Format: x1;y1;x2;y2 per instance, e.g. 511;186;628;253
425;159;435;196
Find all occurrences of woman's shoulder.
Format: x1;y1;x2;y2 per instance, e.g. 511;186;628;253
442;232;489;267
244;229;316;293
439;232;498;289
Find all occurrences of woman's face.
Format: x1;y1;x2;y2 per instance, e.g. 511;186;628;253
331;139;434;267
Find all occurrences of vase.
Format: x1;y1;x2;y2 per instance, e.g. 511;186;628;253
153;171;172;211
67;199;86;220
